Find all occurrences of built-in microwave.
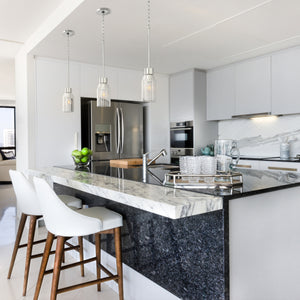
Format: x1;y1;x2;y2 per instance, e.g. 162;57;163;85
170;121;194;164
170;121;194;148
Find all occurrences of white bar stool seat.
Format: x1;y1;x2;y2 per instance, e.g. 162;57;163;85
58;194;82;209
7;170;83;297
33;177;124;300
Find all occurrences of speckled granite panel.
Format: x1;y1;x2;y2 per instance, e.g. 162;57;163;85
54;184;228;300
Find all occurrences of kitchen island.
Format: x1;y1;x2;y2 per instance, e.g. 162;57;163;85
29;164;300;300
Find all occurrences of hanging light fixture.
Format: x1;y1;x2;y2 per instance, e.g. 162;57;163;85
141;0;155;102
62;29;75;113
96;8;111;107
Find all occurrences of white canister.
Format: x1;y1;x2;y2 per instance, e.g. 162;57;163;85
280;143;290;160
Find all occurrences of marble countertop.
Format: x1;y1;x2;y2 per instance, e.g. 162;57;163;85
28;163;300;219
28;167;222;219
58;161;300;199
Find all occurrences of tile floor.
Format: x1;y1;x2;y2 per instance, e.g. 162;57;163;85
0;184;119;300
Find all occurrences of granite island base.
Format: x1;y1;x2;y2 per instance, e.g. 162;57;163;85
54;183;229;300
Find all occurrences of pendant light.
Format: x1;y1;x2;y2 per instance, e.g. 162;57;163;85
62;29;75;113
141;0;155;102
96;8;111;107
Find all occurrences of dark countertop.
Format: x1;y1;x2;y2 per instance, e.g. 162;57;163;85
240;155;300;162
60;161;300;200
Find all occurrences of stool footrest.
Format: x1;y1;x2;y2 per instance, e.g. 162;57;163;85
57;275;119;294
19;236;58;249
65;241;80;253
31;244;80;259
19;238;47;249
99;264;119;284
44;257;96;275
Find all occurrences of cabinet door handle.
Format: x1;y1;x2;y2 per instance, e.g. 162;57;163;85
236;164;252;168
268;166;297;172
170;127;193;131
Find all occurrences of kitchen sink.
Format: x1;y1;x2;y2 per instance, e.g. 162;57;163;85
148;164;179;171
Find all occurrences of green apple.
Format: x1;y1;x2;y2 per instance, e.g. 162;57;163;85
72;150;82;158
81;156;89;163
74;157;81;163
81;147;89;156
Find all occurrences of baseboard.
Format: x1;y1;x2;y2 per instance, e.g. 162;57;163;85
67;237;179;300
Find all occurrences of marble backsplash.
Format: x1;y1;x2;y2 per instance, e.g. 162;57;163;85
218;114;300;157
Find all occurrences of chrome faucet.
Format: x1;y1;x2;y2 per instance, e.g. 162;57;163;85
143;149;167;182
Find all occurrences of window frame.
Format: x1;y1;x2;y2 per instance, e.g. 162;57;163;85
0;105;16;154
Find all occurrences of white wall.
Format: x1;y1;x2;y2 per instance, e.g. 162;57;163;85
34;57;170;168
15;52;36;171
35;57;81;168
218;115;300;157
14;0;86;172
0;58;15;100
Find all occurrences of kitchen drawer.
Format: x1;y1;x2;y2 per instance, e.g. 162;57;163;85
259;161;299;172
236;159;260;170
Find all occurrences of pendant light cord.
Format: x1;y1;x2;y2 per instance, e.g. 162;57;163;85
147;0;151;68
67;32;70;89
101;12;106;78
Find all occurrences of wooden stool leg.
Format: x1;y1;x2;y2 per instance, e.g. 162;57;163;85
33;232;55;300
95;233;101;291
78;236;85;277
7;213;27;279
51;236;65;300
23;215;37;296
114;227;124;300
62;246;65;263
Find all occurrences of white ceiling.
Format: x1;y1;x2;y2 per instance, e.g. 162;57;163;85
0;0;65;58
4;0;300;74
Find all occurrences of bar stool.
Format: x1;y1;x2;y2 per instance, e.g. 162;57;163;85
7;170;83;296
33;177;124;300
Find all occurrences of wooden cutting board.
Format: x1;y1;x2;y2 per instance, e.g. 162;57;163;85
110;158;143;167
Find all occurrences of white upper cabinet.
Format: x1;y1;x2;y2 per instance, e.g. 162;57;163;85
234;56;271;116
169;70;194;122
207;65;235;120
272;47;300;115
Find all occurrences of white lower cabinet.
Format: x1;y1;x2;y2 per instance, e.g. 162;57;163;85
259;161;299;172
236;159;260;170
237;159;299;172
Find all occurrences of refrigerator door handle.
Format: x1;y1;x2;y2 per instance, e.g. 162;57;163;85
120;107;124;154
115;107;120;154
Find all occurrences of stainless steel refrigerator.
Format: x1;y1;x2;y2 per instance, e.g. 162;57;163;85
82;99;144;161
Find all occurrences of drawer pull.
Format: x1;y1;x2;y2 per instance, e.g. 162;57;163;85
268;166;297;172
236;164;252;168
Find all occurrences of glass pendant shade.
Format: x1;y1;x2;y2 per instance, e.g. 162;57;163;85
97;77;111;107
141;67;155;102
62;88;73;112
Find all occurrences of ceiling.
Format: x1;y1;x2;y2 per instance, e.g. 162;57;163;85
5;0;300;74
0;0;65;59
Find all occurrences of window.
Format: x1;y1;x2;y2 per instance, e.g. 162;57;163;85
0;106;16;154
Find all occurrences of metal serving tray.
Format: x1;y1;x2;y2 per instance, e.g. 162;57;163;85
163;171;243;189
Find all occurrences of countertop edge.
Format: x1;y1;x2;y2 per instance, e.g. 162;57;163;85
28;167;223;219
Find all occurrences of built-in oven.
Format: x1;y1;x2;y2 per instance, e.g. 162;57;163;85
170;121;194;164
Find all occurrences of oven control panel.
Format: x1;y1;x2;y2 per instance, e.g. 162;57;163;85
170;148;194;157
